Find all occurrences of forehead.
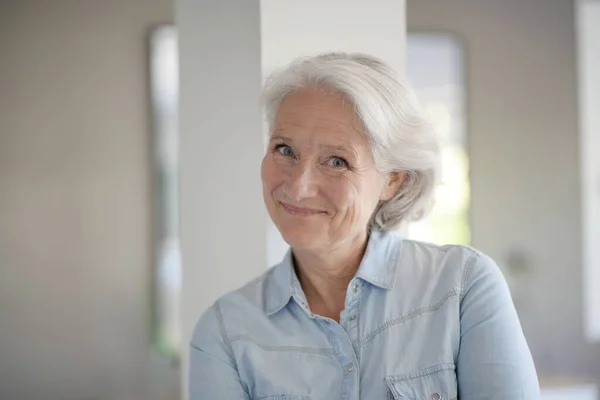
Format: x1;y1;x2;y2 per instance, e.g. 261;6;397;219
273;89;367;145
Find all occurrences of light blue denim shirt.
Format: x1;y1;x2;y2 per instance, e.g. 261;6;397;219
189;229;539;399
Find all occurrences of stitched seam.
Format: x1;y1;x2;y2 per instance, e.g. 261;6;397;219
258;266;277;286
404;239;452;253
355;273;393;288
213;301;251;397
383;235;401;288
359;289;461;347
266;295;291;315
355;284;365;351
214;301;238;367
230;334;334;355
265;266;286;315
189;342;201;352
459;251;479;301
385;363;456;382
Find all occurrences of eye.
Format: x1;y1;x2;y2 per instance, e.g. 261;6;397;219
328;157;347;168
275;144;295;157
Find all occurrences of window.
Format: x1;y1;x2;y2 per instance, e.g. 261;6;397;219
406;33;470;246
149;26;180;359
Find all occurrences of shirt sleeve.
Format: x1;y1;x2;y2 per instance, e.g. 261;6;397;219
457;251;540;399
188;301;250;400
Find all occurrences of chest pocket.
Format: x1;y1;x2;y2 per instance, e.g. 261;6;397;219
385;364;457;400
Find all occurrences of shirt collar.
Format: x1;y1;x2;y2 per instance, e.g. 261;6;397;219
264;228;402;316
354;228;402;289
264;249;295;316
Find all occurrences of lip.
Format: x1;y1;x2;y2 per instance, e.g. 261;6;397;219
279;201;325;217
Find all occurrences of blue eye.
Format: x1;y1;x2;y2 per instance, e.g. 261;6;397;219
328;157;347;168
276;145;294;157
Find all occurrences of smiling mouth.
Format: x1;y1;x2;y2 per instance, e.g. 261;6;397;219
279;202;326;217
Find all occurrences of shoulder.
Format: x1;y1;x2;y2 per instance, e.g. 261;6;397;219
397;238;504;297
219;265;279;309
399;237;479;265
190;265;281;348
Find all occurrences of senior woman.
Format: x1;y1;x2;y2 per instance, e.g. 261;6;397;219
189;53;539;400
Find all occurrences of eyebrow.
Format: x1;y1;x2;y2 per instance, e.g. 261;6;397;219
270;134;353;154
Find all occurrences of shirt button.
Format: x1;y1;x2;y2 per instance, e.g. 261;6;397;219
347;363;354;372
352;283;359;292
431;393;441;400
350;315;356;321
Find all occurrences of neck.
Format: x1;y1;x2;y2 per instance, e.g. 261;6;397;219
293;230;369;322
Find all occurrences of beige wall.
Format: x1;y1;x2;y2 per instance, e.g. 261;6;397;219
408;0;599;382
0;1;176;399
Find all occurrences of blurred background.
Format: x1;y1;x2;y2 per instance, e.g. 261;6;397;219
1;0;599;399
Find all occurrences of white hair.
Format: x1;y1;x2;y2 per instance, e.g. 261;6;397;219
261;52;440;230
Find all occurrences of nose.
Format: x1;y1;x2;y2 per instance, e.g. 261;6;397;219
284;162;319;202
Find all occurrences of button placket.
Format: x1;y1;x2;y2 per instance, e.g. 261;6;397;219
343;279;362;345
320;317;359;399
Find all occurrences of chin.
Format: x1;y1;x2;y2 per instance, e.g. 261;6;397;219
277;222;326;251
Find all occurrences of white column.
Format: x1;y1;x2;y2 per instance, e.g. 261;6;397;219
178;1;406;398
177;2;265;397
577;0;600;342
261;0;406;73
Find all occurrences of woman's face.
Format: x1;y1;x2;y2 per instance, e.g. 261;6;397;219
261;89;402;252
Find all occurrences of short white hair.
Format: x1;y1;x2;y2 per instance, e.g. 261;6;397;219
261;52;440;230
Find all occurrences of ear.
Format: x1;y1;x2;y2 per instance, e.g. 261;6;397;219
380;171;406;201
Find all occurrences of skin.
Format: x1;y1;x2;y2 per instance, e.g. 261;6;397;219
261;87;405;322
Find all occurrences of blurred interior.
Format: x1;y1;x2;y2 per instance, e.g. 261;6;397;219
1;1;599;399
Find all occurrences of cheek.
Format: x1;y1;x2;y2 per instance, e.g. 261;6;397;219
261;155;278;191
324;176;362;211
327;174;384;215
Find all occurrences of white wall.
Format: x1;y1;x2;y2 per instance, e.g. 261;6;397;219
408;0;600;382
0;1;177;399
577;0;600;343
